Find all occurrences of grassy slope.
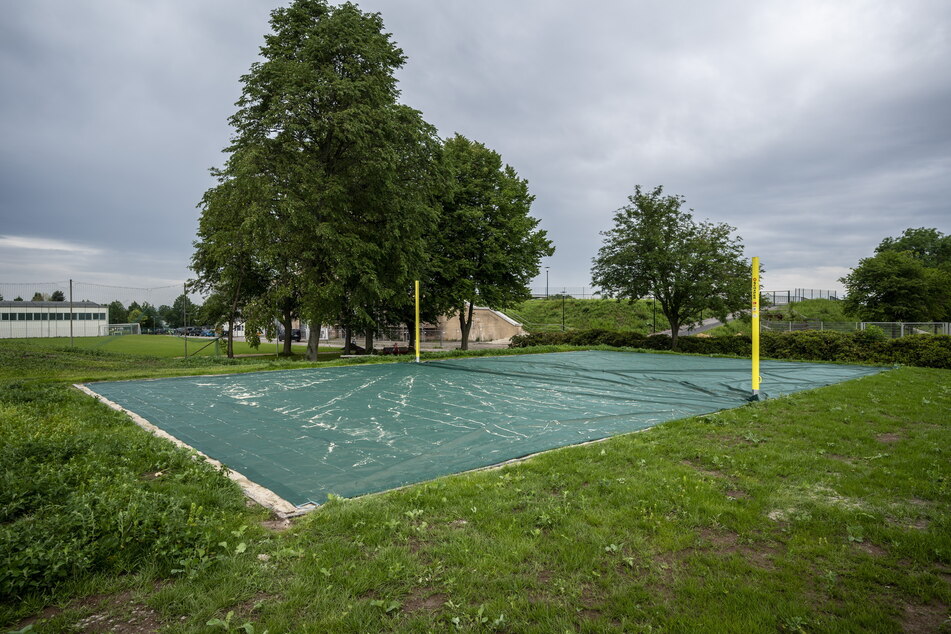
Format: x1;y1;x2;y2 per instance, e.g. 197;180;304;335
1;342;949;632
505;298;657;333
1;334;341;359
709;299;856;336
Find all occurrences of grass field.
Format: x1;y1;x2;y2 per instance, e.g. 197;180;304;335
1;339;949;632
1;334;340;360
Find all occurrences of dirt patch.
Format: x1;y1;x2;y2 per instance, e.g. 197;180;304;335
681;459;729;480
10;606;61;631
447;519;468;528
232;592;278;617
402;587;448;614
699;528;780;571
261;517;293;532
73;589;163;633
900;602;949;633
725;489;749;499
140;470;165;480
826;454;855;464
853;541;888;557
875;432;902;445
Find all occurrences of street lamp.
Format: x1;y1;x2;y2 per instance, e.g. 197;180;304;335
545;267;550;298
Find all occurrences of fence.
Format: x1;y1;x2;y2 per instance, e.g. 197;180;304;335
0;280;201;339
762;289;839;305
761;321;949;338
530;287;599;299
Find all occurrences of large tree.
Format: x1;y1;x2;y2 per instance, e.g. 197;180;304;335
841;228;951;321
591;185;748;350
429;134;553;350
194;0;440;358
875;227;951;270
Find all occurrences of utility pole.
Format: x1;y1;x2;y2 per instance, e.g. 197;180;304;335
69;279;74;347
183;282;187;357
545;267;549;298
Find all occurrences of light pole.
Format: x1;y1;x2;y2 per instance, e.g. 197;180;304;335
545;267;549;298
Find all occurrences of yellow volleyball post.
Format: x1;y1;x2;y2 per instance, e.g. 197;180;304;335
751;257;761;400
415;280;421;363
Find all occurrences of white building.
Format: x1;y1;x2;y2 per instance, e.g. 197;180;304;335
0;301;108;338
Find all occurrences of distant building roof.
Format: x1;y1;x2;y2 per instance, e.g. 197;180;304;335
0;301;104;308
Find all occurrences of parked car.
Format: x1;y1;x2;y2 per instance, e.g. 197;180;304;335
279;328;302;342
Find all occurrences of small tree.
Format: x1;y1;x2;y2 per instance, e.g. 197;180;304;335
50;290;65;301
31;292;45;301
429;134;554;350
591;185;748;350
108;300;128;324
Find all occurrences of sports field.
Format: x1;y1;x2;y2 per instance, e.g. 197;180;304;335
3;334;336;358
84;350;884;509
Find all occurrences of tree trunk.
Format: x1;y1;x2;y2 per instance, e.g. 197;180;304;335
307;323;320;361
669;319;680;351
344;328;352;354
282;310;293;356
365;329;374;354
227;271;243;360
458;303;474;350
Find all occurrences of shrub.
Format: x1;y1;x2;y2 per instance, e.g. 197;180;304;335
509;329;951;368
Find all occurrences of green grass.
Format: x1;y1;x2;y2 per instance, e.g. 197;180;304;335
708;299;857;336
1;340;949;632
764;298;856;322
505;298;657;333
2;334;338;359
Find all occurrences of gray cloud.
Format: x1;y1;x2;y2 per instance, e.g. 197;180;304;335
1;0;949;297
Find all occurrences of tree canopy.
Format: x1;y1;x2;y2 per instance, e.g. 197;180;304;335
192;0;442;357
842;227;951;321
591;185;748;350
428;134;554;349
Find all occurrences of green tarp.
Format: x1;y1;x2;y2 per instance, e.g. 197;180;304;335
85;350;885;507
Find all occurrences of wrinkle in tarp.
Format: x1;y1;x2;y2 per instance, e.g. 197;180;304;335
86;351;885;506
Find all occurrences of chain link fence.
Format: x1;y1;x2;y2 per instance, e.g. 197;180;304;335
761;321;949;338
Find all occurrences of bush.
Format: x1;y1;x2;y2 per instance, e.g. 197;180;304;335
509;329;951;368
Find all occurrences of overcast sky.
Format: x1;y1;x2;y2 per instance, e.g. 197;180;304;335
1;0;949;301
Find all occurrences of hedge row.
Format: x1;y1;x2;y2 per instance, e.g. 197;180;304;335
508;329;951;369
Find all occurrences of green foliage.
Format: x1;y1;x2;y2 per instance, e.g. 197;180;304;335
428;134;554;349
510;329;951;368
195;0;442;358
0;383;251;601
107;300;127;324
842;227;951;321
49;290;65;302
591;185;748;349
875;226;951;269
841;249;951;321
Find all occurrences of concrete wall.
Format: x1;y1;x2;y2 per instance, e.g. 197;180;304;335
438;306;524;342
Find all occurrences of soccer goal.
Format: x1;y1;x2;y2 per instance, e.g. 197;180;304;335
100;323;141;336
